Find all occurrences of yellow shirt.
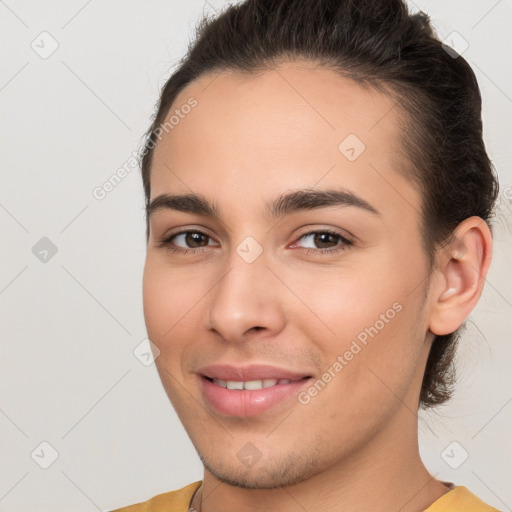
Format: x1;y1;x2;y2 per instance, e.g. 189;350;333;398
110;481;501;512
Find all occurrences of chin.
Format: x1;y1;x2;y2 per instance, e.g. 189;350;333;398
198;449;324;489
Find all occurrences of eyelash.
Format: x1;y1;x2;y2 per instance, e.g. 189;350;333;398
157;228;353;256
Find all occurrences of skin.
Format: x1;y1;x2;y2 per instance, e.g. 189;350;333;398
143;60;492;512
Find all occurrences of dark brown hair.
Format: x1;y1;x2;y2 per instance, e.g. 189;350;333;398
138;0;499;408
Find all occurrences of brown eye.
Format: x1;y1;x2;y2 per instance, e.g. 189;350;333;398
157;230;218;253
183;232;209;247
294;229;353;255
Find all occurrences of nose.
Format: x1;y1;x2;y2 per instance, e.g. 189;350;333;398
205;248;286;343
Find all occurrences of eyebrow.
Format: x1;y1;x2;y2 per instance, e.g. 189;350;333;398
147;187;380;221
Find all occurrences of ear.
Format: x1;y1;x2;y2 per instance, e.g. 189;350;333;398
428;216;493;336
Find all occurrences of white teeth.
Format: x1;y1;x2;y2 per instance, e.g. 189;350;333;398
243;380;264;390
226;380;244;390
212;378;287;390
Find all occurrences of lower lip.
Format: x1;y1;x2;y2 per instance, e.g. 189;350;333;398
200;376;311;417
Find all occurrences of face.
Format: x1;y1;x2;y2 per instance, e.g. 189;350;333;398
143;61;435;488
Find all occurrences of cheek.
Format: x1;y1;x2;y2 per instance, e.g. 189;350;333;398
289;256;427;386
142;260;208;411
284;259;403;344
142;257;207;350
293;290;423;440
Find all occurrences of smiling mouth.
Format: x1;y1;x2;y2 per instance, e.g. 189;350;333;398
205;376;311;390
199;372;314;417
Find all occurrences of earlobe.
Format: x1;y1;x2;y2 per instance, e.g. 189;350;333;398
428;217;492;336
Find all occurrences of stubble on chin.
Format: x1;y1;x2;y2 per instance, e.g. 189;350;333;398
196;444;326;490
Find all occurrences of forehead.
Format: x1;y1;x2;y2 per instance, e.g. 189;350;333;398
150;61;420;226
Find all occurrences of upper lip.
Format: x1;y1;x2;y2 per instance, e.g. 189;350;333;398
197;364;312;381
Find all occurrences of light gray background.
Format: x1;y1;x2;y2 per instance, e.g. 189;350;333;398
1;1;511;511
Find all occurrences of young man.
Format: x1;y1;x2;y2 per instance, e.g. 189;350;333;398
113;0;500;510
